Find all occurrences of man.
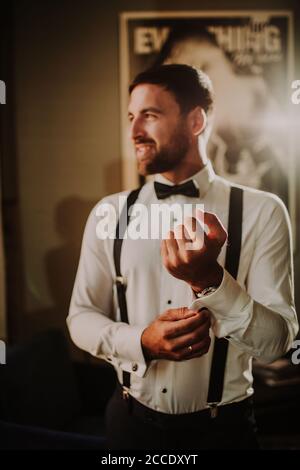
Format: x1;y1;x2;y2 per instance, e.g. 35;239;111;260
67;64;298;450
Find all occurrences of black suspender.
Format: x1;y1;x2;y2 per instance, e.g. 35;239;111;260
113;185;243;409
207;186;243;416
113;187;142;396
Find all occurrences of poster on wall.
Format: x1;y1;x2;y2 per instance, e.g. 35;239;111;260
120;11;295;232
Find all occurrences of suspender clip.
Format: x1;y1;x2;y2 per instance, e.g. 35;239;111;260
208;403;218;419
115;276;126;286
122;386;130;401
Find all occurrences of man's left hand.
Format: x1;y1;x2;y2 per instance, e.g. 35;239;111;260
161;210;227;293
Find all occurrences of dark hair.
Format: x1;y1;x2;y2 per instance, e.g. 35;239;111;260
129;63;214;115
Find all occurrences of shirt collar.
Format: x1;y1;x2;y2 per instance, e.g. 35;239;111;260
154;160;216;198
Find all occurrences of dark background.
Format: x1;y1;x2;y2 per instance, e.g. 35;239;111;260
1;0;300;350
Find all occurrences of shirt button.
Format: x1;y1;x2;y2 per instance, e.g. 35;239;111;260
132;363;138;372
167;300;172;305
161;388;167;393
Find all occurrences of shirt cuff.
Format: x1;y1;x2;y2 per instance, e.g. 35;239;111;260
113;324;149;378
188;269;253;338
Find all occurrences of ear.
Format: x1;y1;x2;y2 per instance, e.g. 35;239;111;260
189;107;207;136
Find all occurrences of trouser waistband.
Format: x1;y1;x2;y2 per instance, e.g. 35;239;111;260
116;382;253;430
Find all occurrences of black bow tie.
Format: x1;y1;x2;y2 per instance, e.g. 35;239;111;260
154;180;199;200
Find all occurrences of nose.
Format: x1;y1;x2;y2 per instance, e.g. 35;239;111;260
130;116;145;142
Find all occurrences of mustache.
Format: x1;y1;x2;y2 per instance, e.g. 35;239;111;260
134;138;155;145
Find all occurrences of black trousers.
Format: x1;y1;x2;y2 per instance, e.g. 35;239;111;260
105;385;260;450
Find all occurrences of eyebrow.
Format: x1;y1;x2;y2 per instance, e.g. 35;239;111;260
128;107;163;117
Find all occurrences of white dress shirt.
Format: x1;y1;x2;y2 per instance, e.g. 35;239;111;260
67;161;298;414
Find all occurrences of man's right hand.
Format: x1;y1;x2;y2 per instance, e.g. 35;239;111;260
141;307;211;361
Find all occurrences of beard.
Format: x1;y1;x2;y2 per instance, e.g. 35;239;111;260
136;123;191;176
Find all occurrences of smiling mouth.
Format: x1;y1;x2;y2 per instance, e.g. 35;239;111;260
135;143;155;159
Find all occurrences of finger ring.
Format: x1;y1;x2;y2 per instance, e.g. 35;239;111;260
188;345;193;353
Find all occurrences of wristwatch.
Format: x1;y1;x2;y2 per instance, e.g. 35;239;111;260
193;286;218;298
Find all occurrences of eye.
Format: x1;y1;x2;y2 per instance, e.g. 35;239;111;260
144;113;156;120
128;114;134;123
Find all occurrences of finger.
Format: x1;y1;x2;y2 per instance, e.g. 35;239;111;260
178;336;211;360
196;210;227;246
160;307;196;321
164;230;179;258
183;215;205;250
170;320;211;350
197;308;211;323
165;311;210;339
160;306;210;321
174;221;198;253
160;239;169;262
173;224;188;251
